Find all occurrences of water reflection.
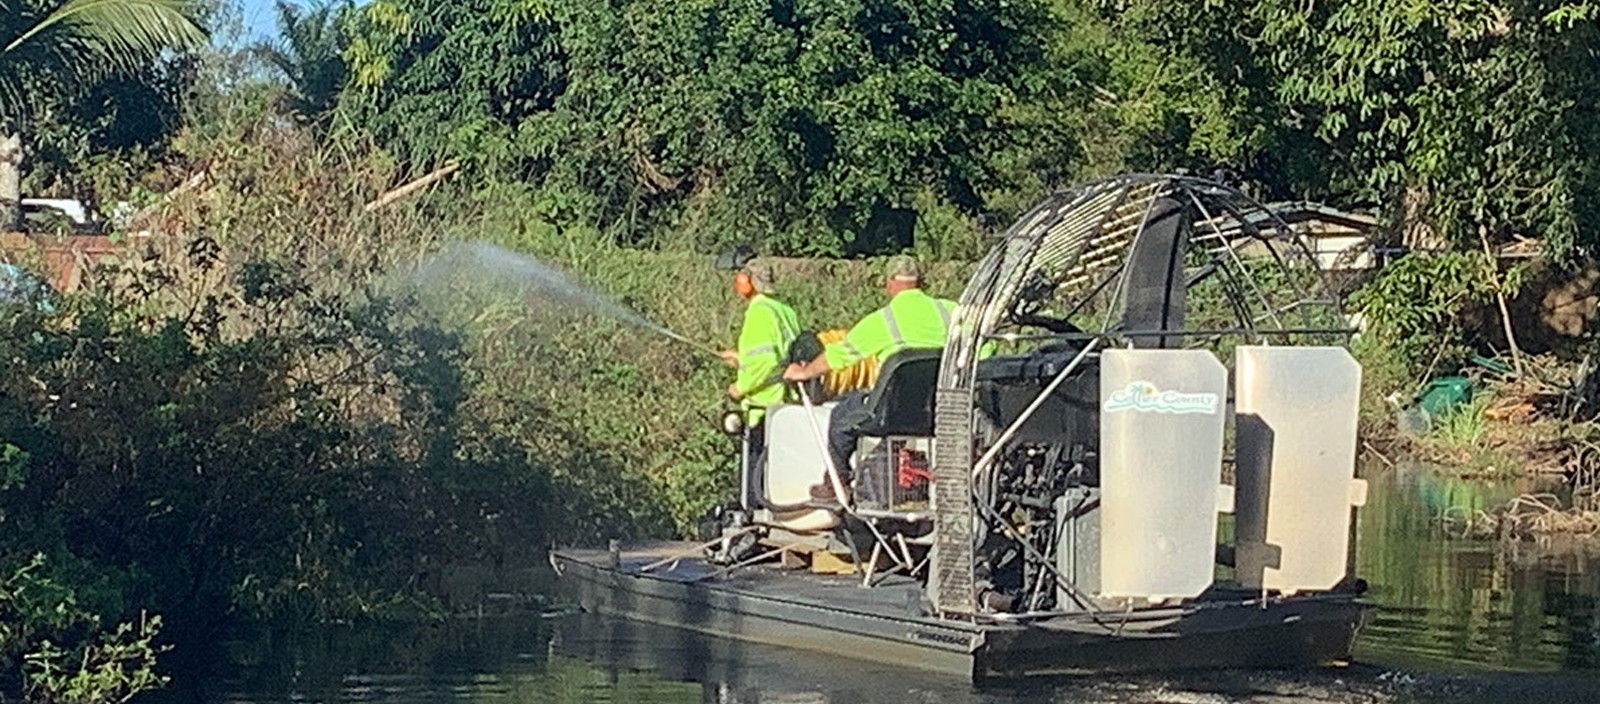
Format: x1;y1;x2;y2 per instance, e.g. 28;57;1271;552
1355;465;1600;671
550;614;976;703
158;610;1600;704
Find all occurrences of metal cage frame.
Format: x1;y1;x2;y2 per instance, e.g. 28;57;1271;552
927;174;1344;617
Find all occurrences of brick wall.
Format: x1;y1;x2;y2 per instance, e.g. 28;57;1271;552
0;232;122;291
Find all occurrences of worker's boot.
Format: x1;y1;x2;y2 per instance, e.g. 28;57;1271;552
809;481;850;505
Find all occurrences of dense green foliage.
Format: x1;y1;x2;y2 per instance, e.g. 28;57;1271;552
0;0;207;228
1102;0;1600;255
1352;253;1506;374
338;0;562;175
27;1;1600;255
1348;252;1509;420
1;3;210;698
21;62;193;206
322;0;1600;256
0;137;547;700
0;555;165;704
339;0;1065;255
0;0;205;119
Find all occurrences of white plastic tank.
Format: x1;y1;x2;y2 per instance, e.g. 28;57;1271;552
1098;349;1231;600
758;404;842;532
764;403;838;506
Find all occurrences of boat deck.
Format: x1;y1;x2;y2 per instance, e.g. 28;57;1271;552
567;541;938;622
553;542;1372;678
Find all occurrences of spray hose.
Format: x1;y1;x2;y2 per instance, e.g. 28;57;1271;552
815;329;880;397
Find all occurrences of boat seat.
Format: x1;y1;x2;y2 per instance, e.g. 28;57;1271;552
851;349;942;437
845;350;941;519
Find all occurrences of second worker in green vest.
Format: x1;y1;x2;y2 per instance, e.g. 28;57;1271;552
783;254;955;502
721;259;801;494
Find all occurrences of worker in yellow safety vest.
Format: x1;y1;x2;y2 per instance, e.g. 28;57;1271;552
720;259;801;484
783;254;954;501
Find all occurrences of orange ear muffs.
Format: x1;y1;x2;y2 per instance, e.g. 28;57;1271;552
734;272;755;298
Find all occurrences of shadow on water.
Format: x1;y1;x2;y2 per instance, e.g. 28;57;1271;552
145;462;1600;704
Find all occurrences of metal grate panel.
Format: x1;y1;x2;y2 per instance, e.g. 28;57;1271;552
930;386;976;615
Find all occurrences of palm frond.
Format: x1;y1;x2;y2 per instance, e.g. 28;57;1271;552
273;0;302;39
256;0;351;122
0;0;205;123
6;0;206;67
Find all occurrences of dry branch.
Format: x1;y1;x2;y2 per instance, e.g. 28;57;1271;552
362;160;460;213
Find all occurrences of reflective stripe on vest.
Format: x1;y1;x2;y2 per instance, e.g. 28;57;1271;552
882;306;903;346
880;293;950;358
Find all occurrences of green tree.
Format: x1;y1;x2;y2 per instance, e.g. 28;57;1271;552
0;0;206;230
1096;0;1600;256
340;0;564;173
340;0;1066;255
22;57;195;216
257;0;353;125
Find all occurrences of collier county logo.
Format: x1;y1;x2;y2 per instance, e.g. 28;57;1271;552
1103;382;1219;415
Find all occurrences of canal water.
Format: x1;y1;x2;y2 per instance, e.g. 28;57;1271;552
152;466;1600;704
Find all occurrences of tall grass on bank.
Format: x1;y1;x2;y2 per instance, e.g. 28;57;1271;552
421;183;973;538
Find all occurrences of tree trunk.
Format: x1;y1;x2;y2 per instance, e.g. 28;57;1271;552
0;127;21;233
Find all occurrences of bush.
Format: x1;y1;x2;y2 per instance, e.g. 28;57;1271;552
0;114;558;704
1350;252;1507;381
0;236;554;622
0;555;164;704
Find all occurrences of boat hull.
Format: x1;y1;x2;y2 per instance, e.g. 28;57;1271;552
552;545;1370;680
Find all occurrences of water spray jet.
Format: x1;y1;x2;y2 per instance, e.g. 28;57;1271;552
411;241;725;359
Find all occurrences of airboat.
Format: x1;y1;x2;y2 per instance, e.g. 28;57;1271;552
552;174;1373;679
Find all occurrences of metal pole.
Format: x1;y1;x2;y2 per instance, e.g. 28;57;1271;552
639;526;759;573
984;326;1353;343
794;384;912;572
796;384;853;509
